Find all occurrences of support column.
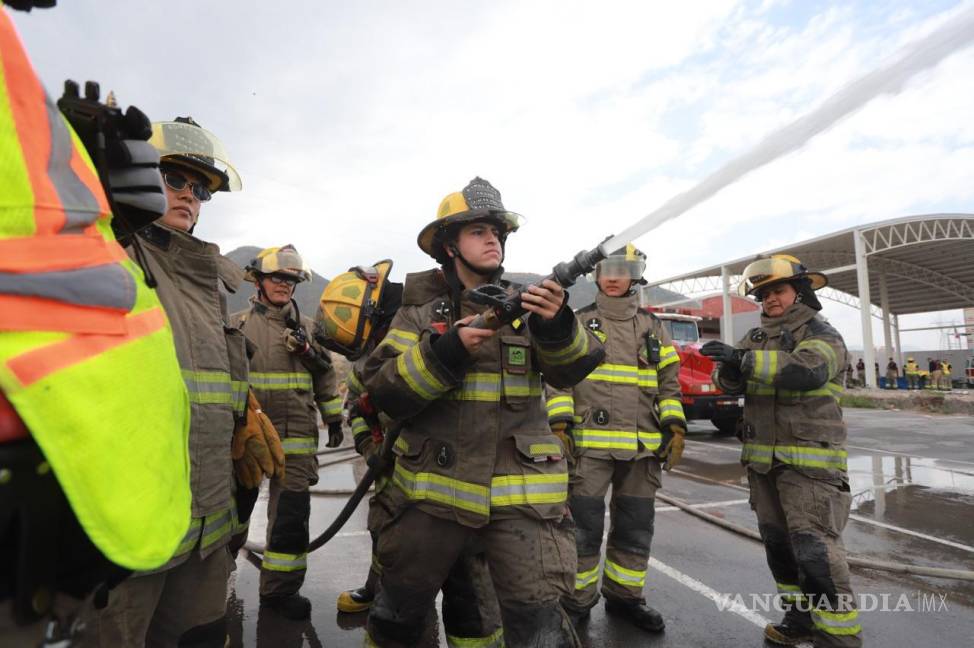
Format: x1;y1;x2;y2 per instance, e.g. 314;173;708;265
893;314;903;377
879;271;893;386
721;265;734;344
855;230;877;388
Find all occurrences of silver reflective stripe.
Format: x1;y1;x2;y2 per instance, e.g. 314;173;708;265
489;473;568;507
261;550;308;572
396;344;448;401
445;627;505;648
751;350;779;384
546;395;574;419
576;565;601;590
603;560;646;587
45;95;103;230
250;371;312;391
537;323;588;365
393;463;490;515
503;371;542;398
182;370;234;406
575;428;638;450
351;417;371;435
282;437;317;455
446;372;501;402
811;608;861;635
200;508;232;549
0;264;136;311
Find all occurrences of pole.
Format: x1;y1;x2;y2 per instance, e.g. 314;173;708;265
855;230;877;388
879;271;893;385
721;265;734;344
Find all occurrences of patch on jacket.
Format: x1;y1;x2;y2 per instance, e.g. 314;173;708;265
434;442;455;468
593;409;610;425
508;345;526;367
586;317;607;342
750;329;768;343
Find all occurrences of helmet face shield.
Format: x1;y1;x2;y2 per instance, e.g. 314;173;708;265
149;121;241;192
738;255;828;298
597;256;645;280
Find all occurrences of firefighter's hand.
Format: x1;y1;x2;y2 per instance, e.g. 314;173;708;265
521;279;565;321
232;391;286;488
456;314;497;354
326;420;344;448
701;340;745;368
283;327;311;355
658;424;685;471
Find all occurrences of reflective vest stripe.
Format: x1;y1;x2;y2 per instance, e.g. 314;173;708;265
658;345;680;370
350;417;371;436
319;396;342;419
575;428;661;451
489;473;568;507
445;627;504;648
200;509;232;549
797;339;838;377
445;372;501;402
262;550;308;573
396;344;449;401
0;264;135;312
503;371;542;398
576;564;601;590
249;371;312;390
658;398;687;423
0;236;128;273
536;323;588;366
6;307;168;387
0;293;129;335
346;370;365;394
394;436;409;454
282;437;317;455
393;462;490;515
811;608;861;636
742;443;847;470
776;582;803;602
604;560;646;588
546;394;574;420
751;350;779;385
379;328;419;353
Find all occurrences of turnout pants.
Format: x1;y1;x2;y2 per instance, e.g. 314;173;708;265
82;546;233;648
748;465;862;648
366;503;578;648
567;455;660;611
260;451;317;598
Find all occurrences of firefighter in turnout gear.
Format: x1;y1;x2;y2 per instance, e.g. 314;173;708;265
362;177;605;647
546;244;685;632
702;254;862;648
231;245;342;620
319;260;404;614
83;117;258;647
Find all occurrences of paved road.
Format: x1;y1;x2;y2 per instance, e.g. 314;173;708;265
228;408;974;647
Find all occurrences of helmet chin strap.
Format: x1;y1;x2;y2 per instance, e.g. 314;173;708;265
448;243;504;278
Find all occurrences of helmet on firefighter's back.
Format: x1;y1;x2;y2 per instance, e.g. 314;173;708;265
737;254;828;299
418;177;523;263
245;245;311;284
596;243;647;286
149;117;242;193
316;259;403;360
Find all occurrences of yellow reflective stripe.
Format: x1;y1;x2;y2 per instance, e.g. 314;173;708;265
575;428;638;450
778;381;844;401
658;398;686;423
776;582;804;602
445;627;504;648
797;338;838;377
393;463;490;515
319;396;342;418
231;380;247;415
182;369;235;405
811;608;861;636
351;417;371;436
396;344;449;401
200;508;232;549
576;564;601;590
504;371;542;398
445;372;501;402
529;443;561;456
262;550;308;572
346;370;365;395
379;328;419;353
537;323;588;366
394;436;409;454
173;518;203;557
604;560;646;587
751;350;779;385
637;431;662;449
490;473;568;507
585;363;658;388
657;345;680;370
546;394;574;420
746;381;775;396
249;371;313;391
742;443;848;470
282;436;317;455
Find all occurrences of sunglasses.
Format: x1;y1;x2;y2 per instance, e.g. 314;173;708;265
163;172;212;202
267;274;298;286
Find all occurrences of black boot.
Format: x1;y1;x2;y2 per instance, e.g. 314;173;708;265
604;598;665;632
763;619;814;645
261;593;312;620
337;586;375;613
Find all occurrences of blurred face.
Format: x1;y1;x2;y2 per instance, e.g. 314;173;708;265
159;167;207;232
760;282;797;317
448;221;503;274
597;274;631;297
258;274;297;307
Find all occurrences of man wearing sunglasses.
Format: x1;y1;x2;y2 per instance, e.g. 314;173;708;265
231;246;342;620
84;117;266;647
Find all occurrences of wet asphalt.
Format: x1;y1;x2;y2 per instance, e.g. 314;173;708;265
227;408;974;647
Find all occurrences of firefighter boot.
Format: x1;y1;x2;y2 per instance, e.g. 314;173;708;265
261;593;312;620
764;608;814;646
604;597;665;632
337;586;375;613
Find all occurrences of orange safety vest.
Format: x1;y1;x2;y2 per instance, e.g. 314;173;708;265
0;8;190;570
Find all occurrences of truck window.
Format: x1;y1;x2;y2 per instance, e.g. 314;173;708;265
662;320;700;343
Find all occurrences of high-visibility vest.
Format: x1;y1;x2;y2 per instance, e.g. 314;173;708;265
0;9;191;571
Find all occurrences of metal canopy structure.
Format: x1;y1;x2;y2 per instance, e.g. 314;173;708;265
647;214;974;387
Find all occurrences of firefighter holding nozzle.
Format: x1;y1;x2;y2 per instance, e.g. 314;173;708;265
701;255;861;648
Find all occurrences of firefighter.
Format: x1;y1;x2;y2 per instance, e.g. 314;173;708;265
84;118;284;647
361;177;604;647
231;245;342;619
0;5;191;644
545;245;685;632
940;360;952;391
885;358;898;389
702;254;861;648
905;357;920;390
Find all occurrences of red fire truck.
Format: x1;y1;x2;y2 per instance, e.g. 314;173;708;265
649;310;743;435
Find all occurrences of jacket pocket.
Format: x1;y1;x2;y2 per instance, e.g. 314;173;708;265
493;433;569;520
501;335;534;410
224;326;250;423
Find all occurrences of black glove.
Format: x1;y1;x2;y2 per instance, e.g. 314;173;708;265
326;420;344;448
700;340;745;368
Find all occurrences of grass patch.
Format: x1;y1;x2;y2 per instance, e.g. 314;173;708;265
840;395;883;409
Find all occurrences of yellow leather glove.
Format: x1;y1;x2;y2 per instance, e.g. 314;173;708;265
232;390;286;488
659;423;685;471
551;421;574;458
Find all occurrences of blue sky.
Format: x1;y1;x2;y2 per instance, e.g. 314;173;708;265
12;0;974;351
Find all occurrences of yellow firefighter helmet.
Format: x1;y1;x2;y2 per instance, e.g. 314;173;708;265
418;177;523;262
737;254;828;298
245;245;311;283
596;243;648;285
316;260;401;359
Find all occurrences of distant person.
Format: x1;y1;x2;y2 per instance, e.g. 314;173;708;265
929;357;941;390
905;357;920;389
885;358;899;389
844;363;855;388
940;360;953;391
855;359;865;385
874;361;880;385
703;254;861;647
